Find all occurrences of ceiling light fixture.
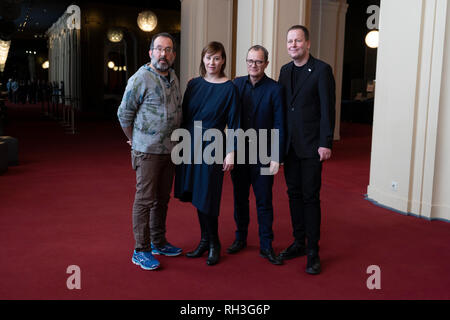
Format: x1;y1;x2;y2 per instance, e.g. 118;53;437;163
365;30;379;49
137;11;158;32
0;40;11;72
107;28;124;43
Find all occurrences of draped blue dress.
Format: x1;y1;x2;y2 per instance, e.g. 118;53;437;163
174;77;240;216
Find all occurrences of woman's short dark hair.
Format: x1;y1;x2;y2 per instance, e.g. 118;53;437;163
199;41;227;78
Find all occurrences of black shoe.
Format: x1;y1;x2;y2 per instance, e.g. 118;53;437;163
260;248;283;265
226;240;247;254
186;239;209;258
206;241;221;266
305;253;321;275
278;242;306;260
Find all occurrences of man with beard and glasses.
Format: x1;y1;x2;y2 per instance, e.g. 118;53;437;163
118;32;183;271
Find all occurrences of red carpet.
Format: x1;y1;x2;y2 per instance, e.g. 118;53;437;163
0;102;449;300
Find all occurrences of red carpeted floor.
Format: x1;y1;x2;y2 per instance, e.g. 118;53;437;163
0;102;449;300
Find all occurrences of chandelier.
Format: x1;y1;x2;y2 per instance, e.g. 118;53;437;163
0;40;11;72
137;11;158;32
107;28;124;43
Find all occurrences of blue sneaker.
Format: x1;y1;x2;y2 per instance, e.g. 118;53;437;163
132;250;160;270
151;242;182;256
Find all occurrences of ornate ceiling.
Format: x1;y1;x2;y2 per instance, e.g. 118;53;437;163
0;0;181;40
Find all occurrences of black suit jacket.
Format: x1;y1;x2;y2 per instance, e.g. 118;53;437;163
233;75;285;163
278;55;336;159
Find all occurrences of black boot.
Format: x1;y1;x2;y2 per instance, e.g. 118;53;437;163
204;213;221;266
186;211;209;258
206;240;221;266
186;233;209;258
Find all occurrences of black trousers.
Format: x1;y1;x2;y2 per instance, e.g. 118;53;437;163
231;164;274;250
283;147;322;253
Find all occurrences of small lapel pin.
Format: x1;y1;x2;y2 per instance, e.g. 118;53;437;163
308;68;312;72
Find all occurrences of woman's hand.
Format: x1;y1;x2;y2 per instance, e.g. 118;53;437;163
269;161;280;175
223;152;235;171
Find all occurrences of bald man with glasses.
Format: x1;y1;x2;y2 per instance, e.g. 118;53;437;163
228;45;285;265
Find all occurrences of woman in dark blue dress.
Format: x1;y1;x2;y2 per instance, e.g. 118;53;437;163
174;41;240;266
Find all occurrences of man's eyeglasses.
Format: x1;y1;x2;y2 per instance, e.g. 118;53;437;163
246;59;265;66
152;47;174;54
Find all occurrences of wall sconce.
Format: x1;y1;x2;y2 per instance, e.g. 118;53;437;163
107;61;115;69
42;60;49;69
365;30;379;49
107;28;124;43
137;11;158;32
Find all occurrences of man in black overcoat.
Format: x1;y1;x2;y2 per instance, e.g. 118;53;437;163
278;25;336;275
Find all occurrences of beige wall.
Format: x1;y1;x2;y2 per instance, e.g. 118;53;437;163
367;0;450;221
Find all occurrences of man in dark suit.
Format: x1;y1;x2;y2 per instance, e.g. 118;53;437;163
228;45;285;265
278;25;336;274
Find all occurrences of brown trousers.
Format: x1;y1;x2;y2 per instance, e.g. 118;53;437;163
131;150;174;252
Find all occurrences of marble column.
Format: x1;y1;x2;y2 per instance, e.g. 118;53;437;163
367;0;450;221
309;0;348;140
47;5;81;109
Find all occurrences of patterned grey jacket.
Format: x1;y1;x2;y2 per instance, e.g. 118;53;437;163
117;64;182;154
